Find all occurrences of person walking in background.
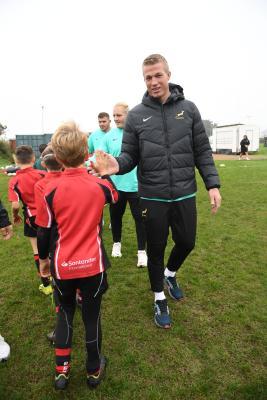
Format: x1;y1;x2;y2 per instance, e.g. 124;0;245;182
239;135;250;160
101;102;147;267
92;54;221;328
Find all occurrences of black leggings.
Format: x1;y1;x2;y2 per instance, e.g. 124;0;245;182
109;191;146;250
140;198;197;292
53;272;108;374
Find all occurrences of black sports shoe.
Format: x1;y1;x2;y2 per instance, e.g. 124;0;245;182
54;372;69;390
154;299;171;328
87;355;107;388
164;276;184;301
47;330;56;345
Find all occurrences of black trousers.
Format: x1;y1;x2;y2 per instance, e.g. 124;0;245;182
140;197;197;292
53;272;108;374
109;191;146;250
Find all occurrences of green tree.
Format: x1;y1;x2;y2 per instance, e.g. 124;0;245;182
0;122;7;136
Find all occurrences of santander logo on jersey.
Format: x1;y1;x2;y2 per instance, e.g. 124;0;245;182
61;258;96;268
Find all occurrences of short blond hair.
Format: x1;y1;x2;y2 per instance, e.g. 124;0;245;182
142;54;170;73
52;121;88;167
113;102;129;114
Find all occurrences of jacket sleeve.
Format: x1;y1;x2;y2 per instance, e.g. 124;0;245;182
116;113;140;174
0;200;11;228
97;176;119;204
191;104;220;190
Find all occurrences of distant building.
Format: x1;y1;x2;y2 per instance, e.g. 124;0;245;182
209;124;260;154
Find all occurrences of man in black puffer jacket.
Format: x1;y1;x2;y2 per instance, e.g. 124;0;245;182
94;54;221;329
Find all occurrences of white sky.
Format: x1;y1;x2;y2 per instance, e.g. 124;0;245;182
1;0;267;137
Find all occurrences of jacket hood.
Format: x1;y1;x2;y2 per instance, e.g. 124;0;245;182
142;83;184;107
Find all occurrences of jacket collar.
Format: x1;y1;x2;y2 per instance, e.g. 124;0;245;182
142;83;184;108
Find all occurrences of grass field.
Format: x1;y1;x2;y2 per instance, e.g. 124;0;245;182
0;158;266;400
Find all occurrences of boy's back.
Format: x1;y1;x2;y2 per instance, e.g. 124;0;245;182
36;167;117;280
8;167;45;217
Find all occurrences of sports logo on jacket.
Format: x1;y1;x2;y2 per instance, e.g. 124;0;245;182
175;111;184;120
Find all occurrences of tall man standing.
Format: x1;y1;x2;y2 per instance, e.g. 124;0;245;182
93;54;221;329
88;112;112;154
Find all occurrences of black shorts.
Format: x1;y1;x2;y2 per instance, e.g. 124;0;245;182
24;216;38;238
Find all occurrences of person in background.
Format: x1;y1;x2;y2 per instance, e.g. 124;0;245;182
33;143;48;170
8;145;52;295
101;102;147;267
88;112;112;155
0;198;13;362
239;135;250;160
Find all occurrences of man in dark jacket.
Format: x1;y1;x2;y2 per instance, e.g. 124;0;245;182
93;54;221;329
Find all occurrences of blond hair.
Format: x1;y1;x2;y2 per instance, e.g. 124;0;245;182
113;102;129;114
142;54;170;73
52;121;88;167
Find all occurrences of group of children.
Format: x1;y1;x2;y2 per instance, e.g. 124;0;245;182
3;121;119;390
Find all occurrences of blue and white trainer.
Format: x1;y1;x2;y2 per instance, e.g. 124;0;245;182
154;299;171;328
164;276;184;301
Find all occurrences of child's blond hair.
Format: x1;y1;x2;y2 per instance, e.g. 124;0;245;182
52;122;88;167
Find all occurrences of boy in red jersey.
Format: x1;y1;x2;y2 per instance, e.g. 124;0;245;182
34;146;63;344
36;122;118;390
34;146;62;211
8;145;52;295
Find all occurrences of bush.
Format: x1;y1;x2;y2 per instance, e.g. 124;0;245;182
0;140;13;162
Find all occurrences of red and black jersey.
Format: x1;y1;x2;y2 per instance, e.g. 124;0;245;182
34;171;62;214
36;167;118;280
8;167;46;218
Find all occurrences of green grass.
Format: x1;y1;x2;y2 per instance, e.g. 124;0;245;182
0;159;266;400
257;143;267;156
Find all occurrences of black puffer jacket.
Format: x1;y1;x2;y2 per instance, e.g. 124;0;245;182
117;83;220;200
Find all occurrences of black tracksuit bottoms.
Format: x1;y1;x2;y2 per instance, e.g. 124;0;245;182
53;272;108;374
109;190;146;250
140;197;197;292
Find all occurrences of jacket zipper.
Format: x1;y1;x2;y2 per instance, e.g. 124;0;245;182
161;104;173;199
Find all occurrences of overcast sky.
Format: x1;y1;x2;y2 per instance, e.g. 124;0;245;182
1;0;266;137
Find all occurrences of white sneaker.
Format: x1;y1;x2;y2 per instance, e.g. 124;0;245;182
112;242;122;257
137;250;147;267
0;335;10;362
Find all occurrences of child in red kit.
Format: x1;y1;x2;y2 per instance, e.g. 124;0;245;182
36;122;118;390
8;145;52;295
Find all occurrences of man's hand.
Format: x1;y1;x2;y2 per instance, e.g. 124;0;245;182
1;225;13;240
39;258;51;278
91;150;119;176
208;188;222;214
